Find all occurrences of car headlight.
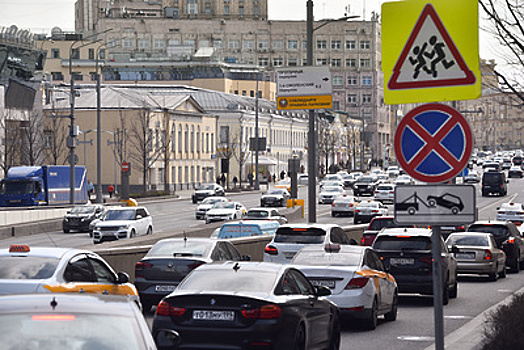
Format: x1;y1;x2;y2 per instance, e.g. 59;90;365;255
63;218;69;222
119;225;129;230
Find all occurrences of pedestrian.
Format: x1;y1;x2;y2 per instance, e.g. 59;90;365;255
272;173;276;183
233;176;238;188
107;184;114;198
280;170;285;180
87;180;94;197
220;173;226;187
248;173;254;187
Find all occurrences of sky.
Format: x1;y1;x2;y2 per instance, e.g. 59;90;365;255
0;0;499;60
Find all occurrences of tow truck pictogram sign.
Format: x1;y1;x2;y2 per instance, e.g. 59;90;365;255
382;0;481;104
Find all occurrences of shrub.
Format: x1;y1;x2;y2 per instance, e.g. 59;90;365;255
482;292;524;349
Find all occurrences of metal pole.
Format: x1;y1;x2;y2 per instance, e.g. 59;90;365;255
307;0;317;223
432;226;445;350
95;52;103;203
69;47;76;204
255;73;260;190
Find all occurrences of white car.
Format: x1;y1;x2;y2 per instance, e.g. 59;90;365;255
292;245;398;330
496;202;524;224
374;183;396;204
394;175;414;185
354;200;389;224
331;194;360;217
205;201;246;224
387;166;400;178
195;196;228;219
263;223;353;263
92;207;153;244
318;186;346;204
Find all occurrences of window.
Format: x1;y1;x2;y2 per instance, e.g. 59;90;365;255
287;40;298;50
51;72;64;80
331;40;341;50
89;258;116;283
259;57;269;66
316;58;327;66
333;76;343;86
138;39;150;49
196;126;200;152
239;6;244;15
64;255;95;282
360;58;371;68
316;40;327;50
272;40;283;50
228;40;240;49
348;94;357;104
258;40;269;50
178;124;183;152
224;4;230;14
50;48;60;58
88;48;95;59
346;40;356;50
243;39;255;50
123;38;134;48
362;76;372;85
171;125;176;152
346;58;356;68
331;58;341;67
363;94;372;103
273;58;284;67
71;49;80;59
187;0;197;14
44;131;53;148
191;125;195;152
154;39;165;49
185;125;189;152
347;76;357;85
360;40;371;50
288;58;298;66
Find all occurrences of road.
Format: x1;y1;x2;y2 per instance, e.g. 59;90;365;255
2;168;524;349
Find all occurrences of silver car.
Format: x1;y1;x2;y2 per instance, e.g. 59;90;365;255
373;183;395;204
331;195;360;217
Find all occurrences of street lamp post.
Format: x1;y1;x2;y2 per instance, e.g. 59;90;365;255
78;129;95;167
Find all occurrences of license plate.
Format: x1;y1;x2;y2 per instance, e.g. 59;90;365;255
390;258;414;265
310;280;336;289
193;310;235;321
155;285;176;292
455;253;475;260
284;252;296;259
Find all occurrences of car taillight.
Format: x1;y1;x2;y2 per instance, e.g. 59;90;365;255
372;210;379;213
332;203;335;207
498;211;506;215
265;245;278;255
375;191;379;194
507;237;516;244
135;261;153;278
355;209;360;213
360;236;365;245
242;304;282;320
483;250;492;260
419;256;433;264
345;277;369;289
349;203;354;207
156;301;186;317
389;191;394;194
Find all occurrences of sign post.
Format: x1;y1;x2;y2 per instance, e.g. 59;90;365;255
121;162;130;200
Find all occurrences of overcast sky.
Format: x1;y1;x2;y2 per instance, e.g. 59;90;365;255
0;0;499;60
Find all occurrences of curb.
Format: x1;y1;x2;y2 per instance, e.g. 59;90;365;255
424;285;524;350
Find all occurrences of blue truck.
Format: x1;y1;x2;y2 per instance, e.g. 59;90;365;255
0;165;89;206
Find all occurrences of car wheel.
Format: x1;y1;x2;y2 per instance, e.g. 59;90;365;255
363;298;378;330
328;316;341;350
384;291;398;322
428;199;437;207
146;226;153;235
205;219;210;224
192;198;197;204
130;229;136;238
292;324;306;350
451;207;460;215
408;207;417;215
449;278;458;299
499;265;507;278
489;265;498;282
443;282;450;305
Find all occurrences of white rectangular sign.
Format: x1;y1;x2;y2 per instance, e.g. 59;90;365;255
394;185;476;225
276;67;332;97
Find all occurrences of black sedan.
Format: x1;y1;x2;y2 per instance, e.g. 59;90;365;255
260;188;291;207
152;262;341;350
135;238;249;312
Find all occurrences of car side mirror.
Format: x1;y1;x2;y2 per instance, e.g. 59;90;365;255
155;329;181;350
241;255;251;261
116;272;130;284
315;286;331;297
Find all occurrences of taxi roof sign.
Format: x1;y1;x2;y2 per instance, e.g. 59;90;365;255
382;0;481;104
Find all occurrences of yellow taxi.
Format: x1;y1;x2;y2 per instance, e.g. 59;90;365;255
0;245;138;301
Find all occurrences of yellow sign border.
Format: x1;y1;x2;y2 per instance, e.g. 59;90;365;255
277;95;333;110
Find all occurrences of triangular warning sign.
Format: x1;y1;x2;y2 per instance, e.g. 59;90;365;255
388;4;476;90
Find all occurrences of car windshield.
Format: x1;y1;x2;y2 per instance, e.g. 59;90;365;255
105;209;135;221
369;219;400;231
292;251;361;266
373;236;431;250
0;313;146;349
0;256;59;279
447;235;489;247
146;240;212;258
274;227;326;244
70;206;96;214
358;177;373;183
212;202;235;209
246;210;269;218
178;269;278;293
197;184;214;190
377;186;394;191
202;197;224;205
468;225;509;238
266;189;284;195
323;187;342;193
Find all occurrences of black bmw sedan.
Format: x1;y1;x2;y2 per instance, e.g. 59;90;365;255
152;261;340;350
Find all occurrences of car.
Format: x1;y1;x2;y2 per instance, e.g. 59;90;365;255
0;244;138;300
318;185;346;204
502;158;512;170
467;221;524;273
496;202;524;224
195;196;228;219
0;293;166;350
152;262;341;350
322;173;344;183
481;171;508;196
264;223;353;263
463;170;480;183
387;166;400;178
376;173;390;183
298;173;309;185
62;204;106;234
360;216;415;246
353;175;379;196
372;228;458;305
275;178;291;191
212;220;280;238
260;188;291;207
134;238;248;312
483;161;501;172
445;232;506;281
512;154;524;166
244;207;288;224
354;200;389;224
292;244;398;330
508;166;524;178
331;194;360;217
204;201;246;224
92;206;153;244
394;175;414;185
191;183;225;203
340;173;359;188
427;193;465;214
373;183;395;203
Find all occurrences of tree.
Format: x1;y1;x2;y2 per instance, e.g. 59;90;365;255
19;109;45;166
0;111;21;177
317;118;337;174
231;129;249;189
216;125;234;188
480;0;524;102
43;112;68;165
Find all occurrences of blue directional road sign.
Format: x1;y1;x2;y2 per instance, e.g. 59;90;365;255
394;103;473;183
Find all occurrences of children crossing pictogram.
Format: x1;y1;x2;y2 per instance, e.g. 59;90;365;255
388;4;476;90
